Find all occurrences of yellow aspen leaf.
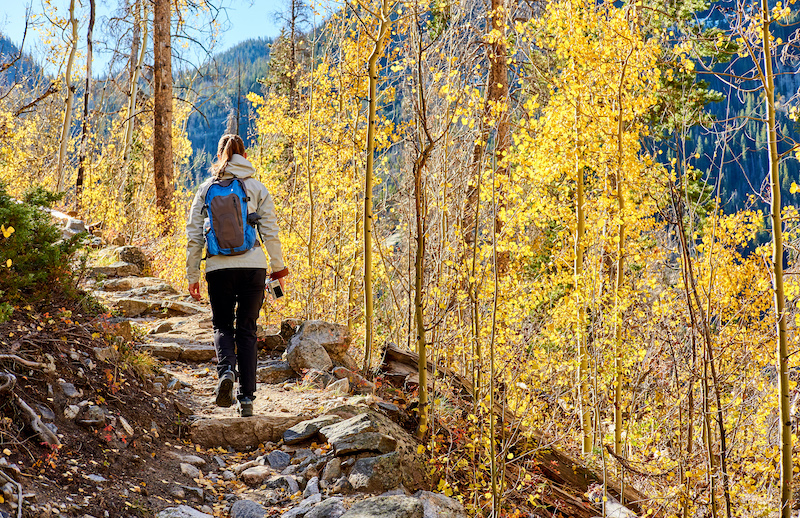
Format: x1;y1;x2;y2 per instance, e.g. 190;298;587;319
5;259;10;268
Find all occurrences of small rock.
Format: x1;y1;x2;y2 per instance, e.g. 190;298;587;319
78;405;106;427
230;499;267;518
119;416;135;436
330;476;353;495
155;505;212;518
59;381;82;399
267;450;291;470
151;322;173;334
340;496;423;518
85;475;107;484
240;466;272;487
321;458;342;483
414;490;467;518
263;474;300;494
325;378;349;396
303;477;319;498
36;405;55;421
152;382;164;394
111;297;153;317
175;400;194;415
222;471;236;481
172;453;206;467
64;405;81;420
180;463;202;479
348;452;401;493
305;498;346;518
182;486;204;502
169;486;186;499
257;361;296;385
302;369;333;389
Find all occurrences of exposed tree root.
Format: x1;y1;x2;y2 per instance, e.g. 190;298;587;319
13;395;61;447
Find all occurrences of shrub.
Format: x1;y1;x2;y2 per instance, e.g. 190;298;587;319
0;182;83;308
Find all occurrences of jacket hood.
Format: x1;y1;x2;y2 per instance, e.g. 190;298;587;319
223;154;256;179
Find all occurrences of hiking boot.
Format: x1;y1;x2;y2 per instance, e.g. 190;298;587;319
238;397;254;417
215;370;235;408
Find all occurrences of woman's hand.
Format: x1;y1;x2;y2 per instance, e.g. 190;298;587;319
189;282;201;301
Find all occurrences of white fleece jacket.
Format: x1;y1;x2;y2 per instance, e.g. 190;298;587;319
185;155;286;284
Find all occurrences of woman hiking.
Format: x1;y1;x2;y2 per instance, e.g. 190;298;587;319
185;133;288;417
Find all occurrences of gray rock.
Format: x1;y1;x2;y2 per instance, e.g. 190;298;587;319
331;367;375;395
191;414;308;451
90;261;141;278
36;405;55;421
241;466;272;486
280;493;323;518
348;452;401;493
111;297;154;317
325;378;349;396
163;300;204;316
230;499;267;518
321;458;342;483
59;381;81;399
257;361;296;384
340;496;424;518
223;470;236;481
78;405;106;427
332;432;396;456
182;486;204;502
303;477;319;498
264;474;300;494
169;486;186;499
414;491;467;518
155;506;213;518
319;414;396;456
291;321;351;359
171;453;206;467
181;463;202;479
115;246;150;274
303;369;334;389
152;322;174;334
287;339;333;374
283;415;342;445
267;450;291;470
64;405;80;420
305;498;346;518
175;400;194;415
86;474;107;484
330;476;353;495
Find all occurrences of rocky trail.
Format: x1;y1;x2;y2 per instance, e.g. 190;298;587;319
0;231;645;518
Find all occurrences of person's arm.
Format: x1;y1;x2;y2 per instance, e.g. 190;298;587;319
186;185;207;298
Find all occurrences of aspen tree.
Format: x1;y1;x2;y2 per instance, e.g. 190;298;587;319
55;0;78;193
75;0;95;210
362;0;392;373
122;1;149;174
761;1;792;512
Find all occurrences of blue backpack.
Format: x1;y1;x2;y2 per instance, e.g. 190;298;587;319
202;178;258;256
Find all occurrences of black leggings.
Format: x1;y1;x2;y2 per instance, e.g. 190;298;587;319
206;268;266;400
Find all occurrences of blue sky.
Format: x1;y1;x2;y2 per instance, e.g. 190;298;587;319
0;0;286;72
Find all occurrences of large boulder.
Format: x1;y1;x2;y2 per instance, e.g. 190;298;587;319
287;339;333;374
319;414;397;456
230;500;267;518
305;498;346;518
347;452;401;493
191;414;308;451
110;298;155;317
340;496;423;518
98;246;151;275
155;506;213;518
289;321;351;365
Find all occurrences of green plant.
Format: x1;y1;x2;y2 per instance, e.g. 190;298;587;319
0;182;84;303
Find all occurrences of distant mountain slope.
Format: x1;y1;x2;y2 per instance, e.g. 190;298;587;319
0;33;46;87
180;37;273;186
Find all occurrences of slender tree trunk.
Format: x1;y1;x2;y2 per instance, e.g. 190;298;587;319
306;15;316;320
56;0;78;193
762;3;792;514
362;0;391;373
575;100;591;455
613;51;632;456
75;0;95;210
153;0;174;227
